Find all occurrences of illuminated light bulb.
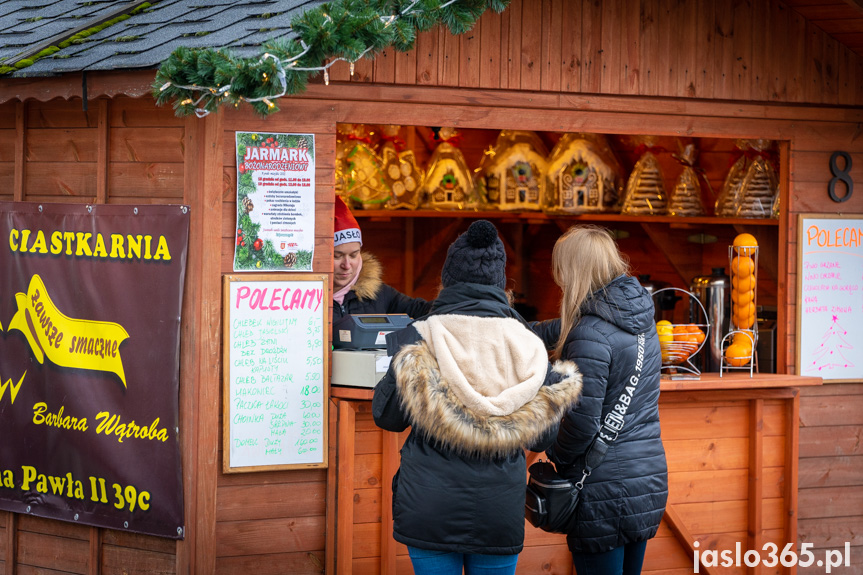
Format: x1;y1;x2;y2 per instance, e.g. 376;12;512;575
350;62;355;76
159;81;171;91
263;72;268;80
263;98;274;108
324;68;329;85
180;99;193;105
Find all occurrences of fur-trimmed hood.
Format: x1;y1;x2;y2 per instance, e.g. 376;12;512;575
352;252;384;302
391;314;582;458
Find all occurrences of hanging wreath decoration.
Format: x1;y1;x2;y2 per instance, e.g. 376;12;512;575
152;0;510;117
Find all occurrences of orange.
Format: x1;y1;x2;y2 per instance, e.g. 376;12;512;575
733;306;756;329
732;289;754;307
672;325;700;356
688;324;706;344
733;233;759;256
731;255;755;276
732;274;755;292
732;331;755;348
725;342;751;367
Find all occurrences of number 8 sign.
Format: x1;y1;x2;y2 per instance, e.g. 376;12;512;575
829;151;853;203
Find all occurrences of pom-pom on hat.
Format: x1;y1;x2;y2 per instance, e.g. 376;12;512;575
441;220;507;289
334;196;362;247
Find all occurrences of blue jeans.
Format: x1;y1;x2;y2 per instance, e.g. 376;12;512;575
407;546;519;575
571;540;648;575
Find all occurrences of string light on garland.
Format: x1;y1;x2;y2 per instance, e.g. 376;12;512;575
153;0;510;117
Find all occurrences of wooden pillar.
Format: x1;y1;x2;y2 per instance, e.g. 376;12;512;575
13;101;24;202
785;391;800;575
380;431;400;575
176;110;223;575
748;398;764;574
95;99;109;204
4;513;14;575
336;399;357;575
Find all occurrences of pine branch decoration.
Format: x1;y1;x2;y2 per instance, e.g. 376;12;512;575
153;0;510;117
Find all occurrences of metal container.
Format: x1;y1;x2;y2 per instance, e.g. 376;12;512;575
689;267;730;372
639;275;678;323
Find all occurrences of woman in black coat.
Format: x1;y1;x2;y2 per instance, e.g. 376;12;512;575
373;220;583;575
534;225;668;575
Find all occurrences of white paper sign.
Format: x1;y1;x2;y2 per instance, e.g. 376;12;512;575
797;216;863;380
223;275;328;471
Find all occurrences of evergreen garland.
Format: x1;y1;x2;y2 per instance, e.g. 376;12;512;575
153;0;510;117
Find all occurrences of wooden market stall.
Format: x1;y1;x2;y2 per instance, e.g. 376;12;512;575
0;1;861;574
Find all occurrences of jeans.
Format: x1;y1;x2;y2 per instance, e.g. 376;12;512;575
407;546;519;575
571;540;648;575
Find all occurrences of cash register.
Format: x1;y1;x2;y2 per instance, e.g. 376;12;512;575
331;313;413;388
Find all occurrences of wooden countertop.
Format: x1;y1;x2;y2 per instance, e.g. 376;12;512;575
330;372;822;400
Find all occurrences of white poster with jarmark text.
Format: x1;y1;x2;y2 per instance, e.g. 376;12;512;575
234;132;315;272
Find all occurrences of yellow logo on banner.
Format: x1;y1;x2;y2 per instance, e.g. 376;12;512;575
8;275;129;387
0;372;25;404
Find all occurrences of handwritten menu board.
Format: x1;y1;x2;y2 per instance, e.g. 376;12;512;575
222;274;328;472
797;215;863;381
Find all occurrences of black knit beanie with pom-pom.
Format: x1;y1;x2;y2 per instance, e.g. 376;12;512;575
440;220;507;290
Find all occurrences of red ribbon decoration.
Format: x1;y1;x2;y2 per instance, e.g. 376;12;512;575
431;129;463;147
672;153;714;198
345;133;373;146
380;133;406;151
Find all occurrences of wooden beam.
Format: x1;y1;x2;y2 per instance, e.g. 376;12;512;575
325;398;339;575
96;99;109;204
336;400;357;575
663;504;721;575
786;393;800;569
175;110;223;575
4;512;15;575
380;431;400;575
777;142;790;374
748;398;764;574
89;526;101;575
13;101;24;202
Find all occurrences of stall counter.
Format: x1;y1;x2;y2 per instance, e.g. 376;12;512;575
325;373;821;575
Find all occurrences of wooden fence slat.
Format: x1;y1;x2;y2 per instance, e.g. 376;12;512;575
540;0;562;93
439;26;460;87
581;0;603;94
414;29;438;86
478;7;501;89
519;0;542;91
505;0;522;90
600;0;622;95
458;18;481;89
731;0;753;102
559;0;581;92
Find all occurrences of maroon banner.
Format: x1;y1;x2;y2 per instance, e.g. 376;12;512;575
0;202;188;539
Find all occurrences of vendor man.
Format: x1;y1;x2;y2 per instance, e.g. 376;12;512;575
332;196;432;322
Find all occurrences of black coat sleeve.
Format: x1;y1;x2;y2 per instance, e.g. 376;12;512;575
372;325;420;432
548;324;611;467
531;318;561;351
380;284;433;319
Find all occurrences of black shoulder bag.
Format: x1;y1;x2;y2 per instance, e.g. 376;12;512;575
525;347;646;533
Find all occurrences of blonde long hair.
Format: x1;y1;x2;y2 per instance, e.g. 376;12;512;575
552;225;630;360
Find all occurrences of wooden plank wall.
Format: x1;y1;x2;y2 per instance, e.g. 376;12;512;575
0;0;860;573
328;0;863;106
0;97;184;573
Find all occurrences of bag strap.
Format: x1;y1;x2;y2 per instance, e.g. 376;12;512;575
573;332;648;489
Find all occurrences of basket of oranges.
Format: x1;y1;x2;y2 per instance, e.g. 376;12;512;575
653;287;709;376
722;233;759;375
